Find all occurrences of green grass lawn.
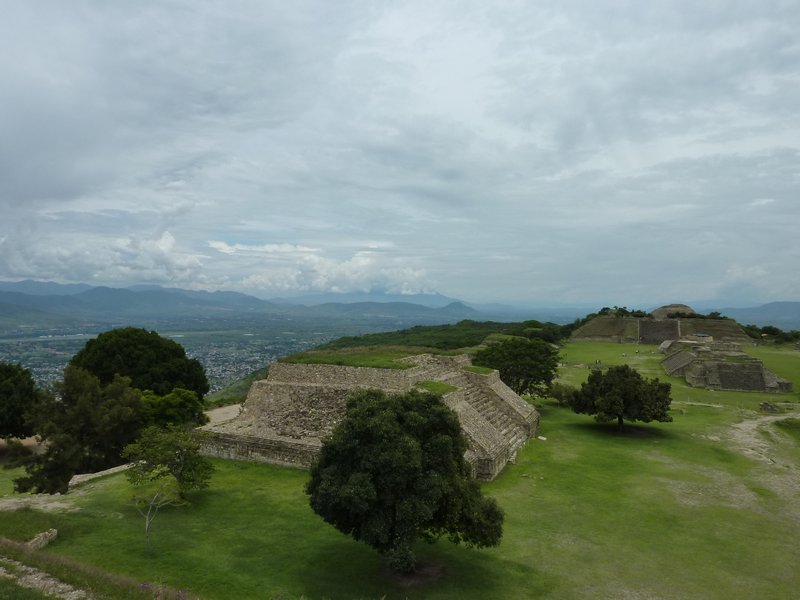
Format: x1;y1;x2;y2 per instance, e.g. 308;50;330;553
1;341;799;599
0;579;51;600
415;380;458;395
279;346;427;369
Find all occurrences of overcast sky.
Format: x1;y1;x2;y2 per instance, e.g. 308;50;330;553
1;1;798;306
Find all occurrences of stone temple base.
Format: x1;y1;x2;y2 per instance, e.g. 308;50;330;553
200;354;539;481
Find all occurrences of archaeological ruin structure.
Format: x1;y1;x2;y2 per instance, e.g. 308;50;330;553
199;354;539;481
571;304;751;345
660;340;792;393
570;304;791;393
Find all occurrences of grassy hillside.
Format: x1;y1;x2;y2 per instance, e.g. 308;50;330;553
205;321;536;405
1;340;798;599
318;320;530;351
570;315;639;341
280;346;423;369
204;366;269;408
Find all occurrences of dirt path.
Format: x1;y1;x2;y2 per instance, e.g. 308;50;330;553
0;556;92;599
725;413;795;464
0;495;78;513
723;411;800;518
206;403;242;425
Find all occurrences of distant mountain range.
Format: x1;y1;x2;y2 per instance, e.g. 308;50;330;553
0;282;481;333
0;281;797;332
270;291;462;308
712;302;800;329
0;279;93;296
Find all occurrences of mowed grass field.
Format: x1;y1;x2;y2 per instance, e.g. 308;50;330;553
1;341;799;599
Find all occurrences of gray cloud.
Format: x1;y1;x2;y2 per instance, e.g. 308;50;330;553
1;1;798;306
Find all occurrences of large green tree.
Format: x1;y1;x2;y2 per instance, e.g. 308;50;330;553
0;363;39;439
569;364;673;430
306;389;503;573
473;337;559;395
14;366;208;494
15;366;145;493
69;327;209;400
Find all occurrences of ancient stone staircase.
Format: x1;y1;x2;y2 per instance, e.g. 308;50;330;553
461;380;528;451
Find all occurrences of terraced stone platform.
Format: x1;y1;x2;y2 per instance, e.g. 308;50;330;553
661;344;792;393
199;354;539;480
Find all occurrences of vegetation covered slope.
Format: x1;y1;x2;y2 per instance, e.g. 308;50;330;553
279;319;566;369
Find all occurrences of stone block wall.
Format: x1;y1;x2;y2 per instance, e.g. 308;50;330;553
201;354;538;481
678;356;792;393
199;430;321;469
252;382;354;439
639;320;680;344
716;362;766;391
267;362;413;391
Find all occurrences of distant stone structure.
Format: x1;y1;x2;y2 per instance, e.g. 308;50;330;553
571;304;750;345
650;303;696;320
571;304;789;393
660;342;792;393
200;354;539;481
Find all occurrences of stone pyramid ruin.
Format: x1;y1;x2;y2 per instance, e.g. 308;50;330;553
200;354;539;481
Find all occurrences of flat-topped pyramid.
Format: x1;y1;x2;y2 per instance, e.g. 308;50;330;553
571;304;750;344
200;354;539;481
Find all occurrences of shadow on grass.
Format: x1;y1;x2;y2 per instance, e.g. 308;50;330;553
562;420;677;440
295;537;557;600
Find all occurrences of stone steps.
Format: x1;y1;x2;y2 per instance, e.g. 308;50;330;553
462;382;525;446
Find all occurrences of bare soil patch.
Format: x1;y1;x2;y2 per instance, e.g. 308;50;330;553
721;411;800;521
725;413;790;464
205;403;242;425
655;465;762;512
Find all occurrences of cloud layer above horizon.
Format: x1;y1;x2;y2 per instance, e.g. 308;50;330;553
1;1;798;306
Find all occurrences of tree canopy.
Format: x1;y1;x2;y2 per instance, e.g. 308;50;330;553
306;389;503;573
69;327;209;400
569;364;673;430
123;425;214;498
0;362;39;439
141;388;208;428
473;337;559;395
15;366;145;493
14;366;208;494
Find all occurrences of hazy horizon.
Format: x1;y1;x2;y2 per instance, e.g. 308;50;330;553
1;277;795;313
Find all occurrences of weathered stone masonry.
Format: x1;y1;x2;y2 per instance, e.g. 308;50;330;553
660;343;792;393
200;354;539;480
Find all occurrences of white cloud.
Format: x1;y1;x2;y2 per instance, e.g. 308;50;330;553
208;241;319;255
237;250;431;296
1;1;799;305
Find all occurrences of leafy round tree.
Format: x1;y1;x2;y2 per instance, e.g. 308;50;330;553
306;389;504;573
569;364;673;430
70;327;209;400
123;425;214;498
0;363;39;439
473;337;559;395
